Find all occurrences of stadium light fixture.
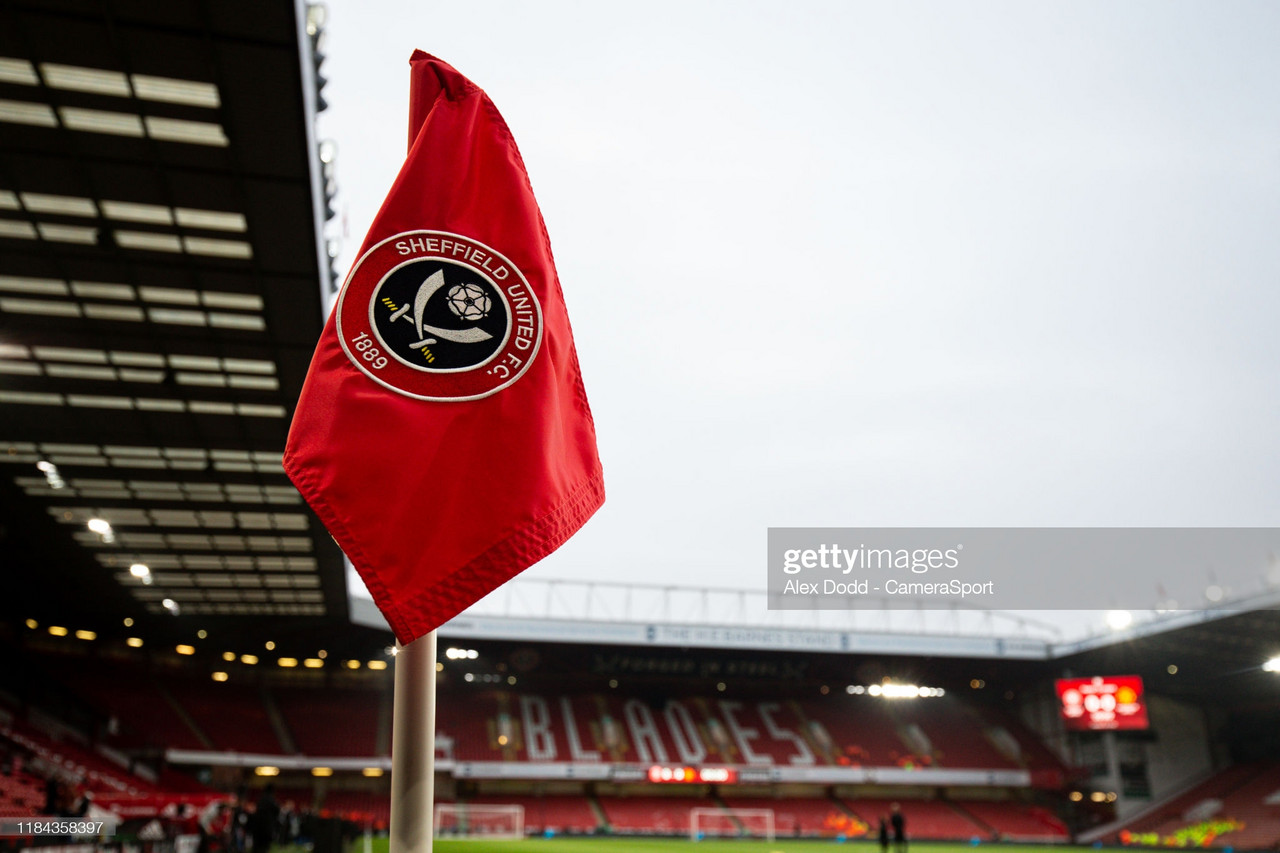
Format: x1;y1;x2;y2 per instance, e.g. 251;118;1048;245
507;676;517;686
362;768;383;778
1106;610;1133;631
304;658;324;668
434;662;443;672
176;645;195;655
346;660;361;670
123;617;133;627
1264;656;1280;673
48;625;68;636
1069;792;1083;802
311;767;333;777
25;619;37;630
319;650;329;659
87;517;115;543
74;630;95;641
212;672;228;682
162;599;179;614
254;766;279;777
1090;792;1106;803
197;630;207;639
126;637;143;648
36;460;64;489
241;654;259;665
265;641;276;650
222;651;236;661
367;660;387;670
277;658;298;668
129;563;150;578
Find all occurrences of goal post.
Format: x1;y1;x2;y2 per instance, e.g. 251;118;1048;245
433;803;525;840
690;807;775;842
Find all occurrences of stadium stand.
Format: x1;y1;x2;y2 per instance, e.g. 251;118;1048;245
954;799;1071;840
466;794;599;834
721;795;863;836
321;789;391;827
894;698;1019;769
275;687;383;757
429;685;1066;773
163;679;284;754
844;798;985;840
0;770;43;818
798;697;915;766
1119;763;1280;849
50;660;205;752
596;795;693;834
1;714;155;796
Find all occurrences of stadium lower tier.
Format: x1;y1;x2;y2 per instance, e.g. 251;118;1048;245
1114;762;1280;851
422;795;1068;840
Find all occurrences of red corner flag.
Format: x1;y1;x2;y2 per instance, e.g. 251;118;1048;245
285;52;605;645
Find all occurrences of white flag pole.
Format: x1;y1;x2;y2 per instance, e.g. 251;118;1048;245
389;630;437;853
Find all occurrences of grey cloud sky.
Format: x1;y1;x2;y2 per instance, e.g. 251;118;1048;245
319;1;1280;626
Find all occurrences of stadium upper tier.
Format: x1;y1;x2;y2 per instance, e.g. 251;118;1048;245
433;686;1065;780
36;652;1065;784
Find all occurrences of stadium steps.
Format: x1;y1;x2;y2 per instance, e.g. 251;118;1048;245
155;682;215;750
260;687;297;754
587;795;609;831
946;800;996;838
707;792;747;833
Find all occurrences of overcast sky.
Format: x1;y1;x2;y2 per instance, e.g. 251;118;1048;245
318;1;1280;631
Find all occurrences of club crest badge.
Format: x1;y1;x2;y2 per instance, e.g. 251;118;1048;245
336;230;543;401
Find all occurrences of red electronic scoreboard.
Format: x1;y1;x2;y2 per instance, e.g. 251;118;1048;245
647;765;737;784
1056;675;1149;731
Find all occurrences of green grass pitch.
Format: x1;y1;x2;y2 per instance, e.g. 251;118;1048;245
355;837;1074;853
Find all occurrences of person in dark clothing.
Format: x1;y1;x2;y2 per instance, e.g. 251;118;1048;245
231;787;248;853
44;778;62;815
890;803;907;853
879;816;891;853
251;786;280;853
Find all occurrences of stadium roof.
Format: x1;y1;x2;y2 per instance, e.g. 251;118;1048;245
0;0;348;643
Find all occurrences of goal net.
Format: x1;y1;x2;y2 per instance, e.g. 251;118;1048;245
690;807;775;842
433;803;525;840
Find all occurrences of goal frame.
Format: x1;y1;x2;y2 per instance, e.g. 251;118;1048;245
690;806;775;842
433;803;525;840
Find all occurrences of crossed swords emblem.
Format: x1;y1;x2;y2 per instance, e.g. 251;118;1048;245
387;269;494;347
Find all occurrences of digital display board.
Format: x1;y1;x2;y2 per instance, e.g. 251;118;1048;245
647;765;738;784
1056;675;1149;731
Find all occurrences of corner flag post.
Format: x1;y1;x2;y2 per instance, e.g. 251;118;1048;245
389;632;436;853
